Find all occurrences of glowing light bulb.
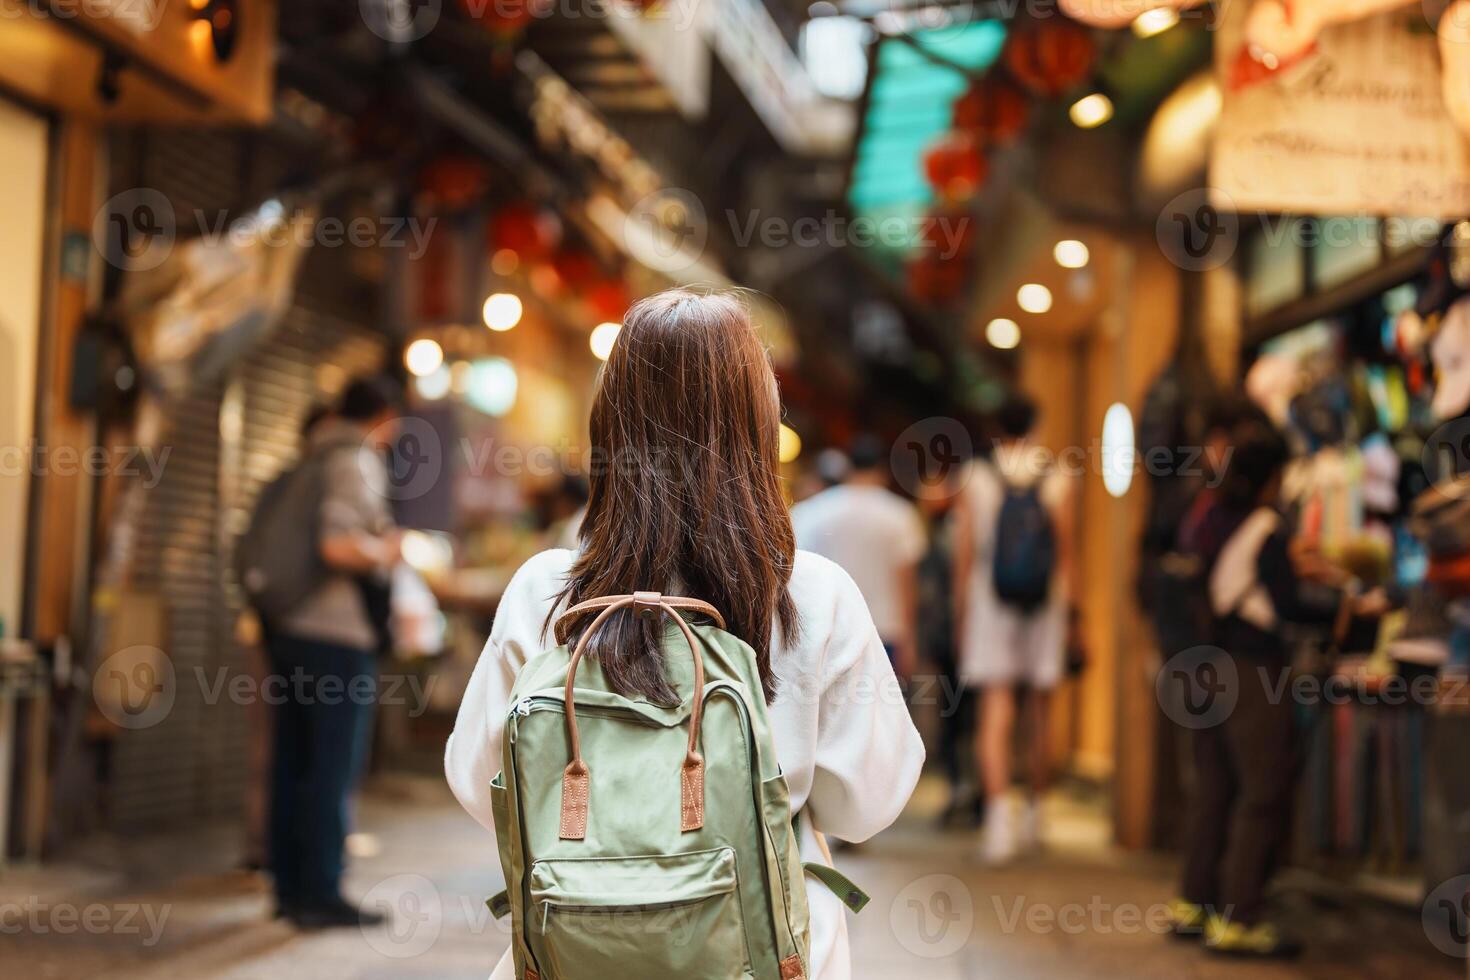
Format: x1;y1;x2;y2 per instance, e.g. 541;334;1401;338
482;293;523;332
986;318;1021;350
1017;284;1053;314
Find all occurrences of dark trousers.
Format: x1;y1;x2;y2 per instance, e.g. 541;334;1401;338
266;632;378;907
1181;658;1295;925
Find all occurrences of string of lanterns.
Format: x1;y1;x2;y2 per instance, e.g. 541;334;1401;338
911;15;1103;307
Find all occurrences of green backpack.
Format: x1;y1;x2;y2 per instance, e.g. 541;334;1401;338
484;592;868;980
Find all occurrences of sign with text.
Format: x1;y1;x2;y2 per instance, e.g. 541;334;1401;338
1211;6;1470;217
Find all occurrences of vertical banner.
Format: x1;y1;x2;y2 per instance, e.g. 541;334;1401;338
1211;5;1470;216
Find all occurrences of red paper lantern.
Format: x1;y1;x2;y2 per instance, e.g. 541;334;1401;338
586;279;631;322
923;133;988;202
488;203;560;261
419;155;490;211
1004;19;1096;97
952;77;1030;145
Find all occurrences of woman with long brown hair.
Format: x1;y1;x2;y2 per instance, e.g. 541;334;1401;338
446;288;924;978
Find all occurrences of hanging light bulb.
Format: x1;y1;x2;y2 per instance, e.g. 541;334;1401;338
1017;284;1053;314
986;318;1021;350
404;338;445;377
1069;93;1114;129
482;293;523;332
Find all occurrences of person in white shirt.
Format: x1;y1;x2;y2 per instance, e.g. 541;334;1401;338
445;289;925;980
791;436;927;678
951;395;1076;864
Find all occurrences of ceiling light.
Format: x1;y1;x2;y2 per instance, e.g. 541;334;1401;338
986;318;1021;350
1017;284;1053;314
1102;402;1135;497
1132;7;1179;38
1054;240;1090;269
590;321;621;361
404;338;444;377
1070;93;1114;129
482;292;523;332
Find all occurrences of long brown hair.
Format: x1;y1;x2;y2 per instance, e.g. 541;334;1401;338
548;288;799;704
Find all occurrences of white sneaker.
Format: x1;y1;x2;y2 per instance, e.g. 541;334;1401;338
979;796;1017;865
1017;799;1042;855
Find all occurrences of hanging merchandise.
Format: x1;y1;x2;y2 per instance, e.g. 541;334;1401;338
952;76;1030;145
1430;296;1470;420
922;131;989;202
487;203;561;261
1003;17;1097;98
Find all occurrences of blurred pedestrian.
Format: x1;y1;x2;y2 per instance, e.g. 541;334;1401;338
263;376;404;927
951;395;1076;864
916;475;981;826
791;435;926;678
1168;418;1378;958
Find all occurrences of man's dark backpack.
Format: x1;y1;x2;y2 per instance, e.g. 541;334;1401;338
991;478;1057;613
234;437;357;625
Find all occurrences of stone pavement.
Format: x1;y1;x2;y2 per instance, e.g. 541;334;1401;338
0;775;1459;979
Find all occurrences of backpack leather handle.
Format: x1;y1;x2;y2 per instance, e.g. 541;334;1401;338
553;593;725;643
557;593;714;840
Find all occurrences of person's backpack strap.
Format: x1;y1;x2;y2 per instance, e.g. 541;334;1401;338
553;593;726;643
485;889;512;920
802;863;870;914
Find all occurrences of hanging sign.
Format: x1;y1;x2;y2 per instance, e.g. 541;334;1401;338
1210;5;1470;217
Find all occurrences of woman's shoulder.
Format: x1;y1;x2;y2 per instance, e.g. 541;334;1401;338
790;549;868;614
495;549;576;626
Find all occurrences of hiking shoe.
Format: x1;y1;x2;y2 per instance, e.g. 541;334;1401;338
1203;914;1301;958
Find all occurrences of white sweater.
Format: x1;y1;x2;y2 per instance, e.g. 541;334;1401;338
445;548;926;980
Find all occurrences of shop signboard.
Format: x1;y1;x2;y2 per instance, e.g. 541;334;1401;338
1211;5;1470;217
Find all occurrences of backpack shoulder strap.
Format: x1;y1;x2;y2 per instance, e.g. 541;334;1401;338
553;593;726;644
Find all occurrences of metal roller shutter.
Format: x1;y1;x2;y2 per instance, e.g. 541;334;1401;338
105;129;386;829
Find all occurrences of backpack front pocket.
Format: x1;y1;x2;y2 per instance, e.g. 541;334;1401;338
528;846;752;980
